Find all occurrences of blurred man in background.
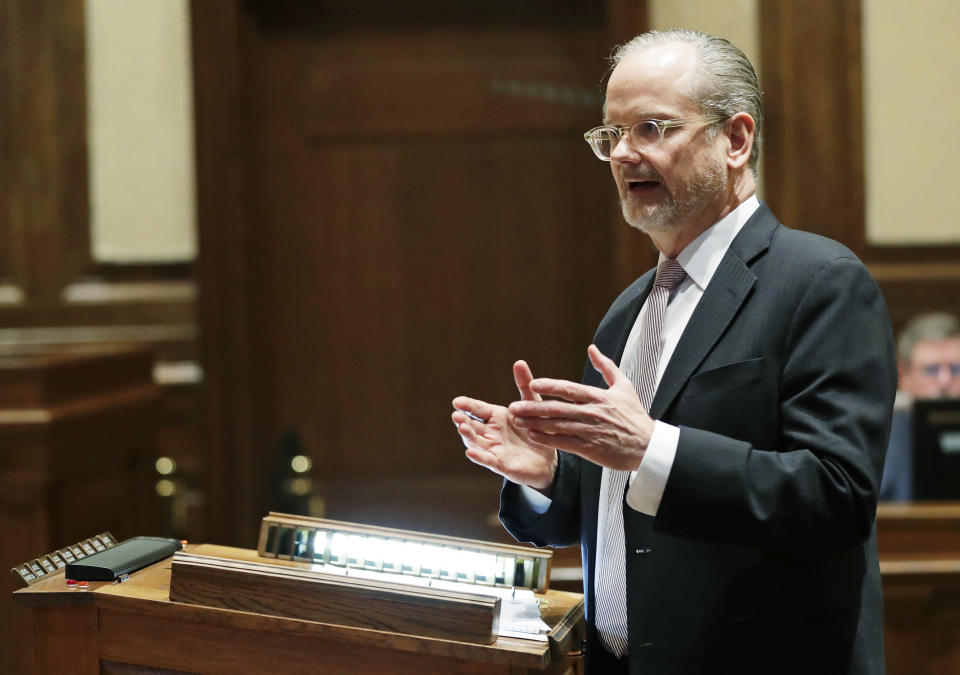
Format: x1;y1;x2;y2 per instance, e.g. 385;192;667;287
880;312;960;501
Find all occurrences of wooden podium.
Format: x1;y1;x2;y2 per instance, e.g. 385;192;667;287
13;504;960;673
1;344;162;675
14;543;585;674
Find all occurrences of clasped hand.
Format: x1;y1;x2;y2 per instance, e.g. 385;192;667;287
452;345;656;490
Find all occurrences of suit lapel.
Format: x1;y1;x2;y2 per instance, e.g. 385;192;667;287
648;204;777;420
595;275;655;372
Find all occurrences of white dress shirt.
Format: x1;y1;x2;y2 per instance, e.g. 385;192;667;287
520;194;760;516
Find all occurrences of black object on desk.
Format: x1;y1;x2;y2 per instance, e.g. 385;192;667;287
65;536;182;581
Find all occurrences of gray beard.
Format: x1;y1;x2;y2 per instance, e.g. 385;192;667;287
620;157;727;234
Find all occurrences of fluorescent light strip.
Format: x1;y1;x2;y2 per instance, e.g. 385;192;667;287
293;526;537;589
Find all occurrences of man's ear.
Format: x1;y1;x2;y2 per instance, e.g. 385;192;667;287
725;112;755;170
897;359;910;390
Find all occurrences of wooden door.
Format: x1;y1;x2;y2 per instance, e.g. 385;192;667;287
193;1;651;545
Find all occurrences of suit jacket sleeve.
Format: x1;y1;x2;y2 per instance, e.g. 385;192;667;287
499;450;582;548
654;255;895;553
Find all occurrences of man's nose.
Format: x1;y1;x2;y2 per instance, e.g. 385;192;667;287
610;135;642;163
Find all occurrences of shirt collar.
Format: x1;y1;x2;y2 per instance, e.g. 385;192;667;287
662;194;760;291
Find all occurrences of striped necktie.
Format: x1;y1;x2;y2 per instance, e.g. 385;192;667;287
594;258;686;657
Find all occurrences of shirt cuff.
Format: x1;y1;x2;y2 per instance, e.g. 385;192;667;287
517;483;553;516
626;421;679;515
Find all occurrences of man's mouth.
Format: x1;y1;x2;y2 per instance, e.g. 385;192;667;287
627;179;661;191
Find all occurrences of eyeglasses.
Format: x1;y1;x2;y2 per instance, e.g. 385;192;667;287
583;115;727;161
918;362;960;378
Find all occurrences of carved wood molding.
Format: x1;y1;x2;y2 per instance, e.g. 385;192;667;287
191;0;259;546
869;263;960;282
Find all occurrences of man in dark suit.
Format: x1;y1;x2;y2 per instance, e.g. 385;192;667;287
452;29;895;674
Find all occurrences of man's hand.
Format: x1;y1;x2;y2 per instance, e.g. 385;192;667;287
508;344;656;470
452;360;558;491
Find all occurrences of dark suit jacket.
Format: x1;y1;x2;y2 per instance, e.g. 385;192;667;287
501;203;896;675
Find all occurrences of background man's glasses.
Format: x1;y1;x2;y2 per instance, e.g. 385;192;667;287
583;115;726;161
918;363;960;377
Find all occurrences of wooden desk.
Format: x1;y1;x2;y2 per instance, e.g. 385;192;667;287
877;502;960;560
14;544;585;674
877;502;960;675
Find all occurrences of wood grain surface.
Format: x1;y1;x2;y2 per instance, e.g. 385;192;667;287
169;551;500;644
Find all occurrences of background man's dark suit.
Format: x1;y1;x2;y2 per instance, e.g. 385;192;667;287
501;203;897;675
879;408;912;501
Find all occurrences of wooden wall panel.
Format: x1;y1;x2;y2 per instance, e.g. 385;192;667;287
255;3;613;535
0;0;199;364
191;0;260;546
871;265;960;338
760;0;960;334
0;0;203;561
0;0;199;338
194;1;649;546
0;0;90;302
760;0;865;248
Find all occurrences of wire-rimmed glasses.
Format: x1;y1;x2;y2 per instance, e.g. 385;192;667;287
583;115;727;161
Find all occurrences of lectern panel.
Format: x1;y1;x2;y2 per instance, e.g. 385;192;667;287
169;552;500;644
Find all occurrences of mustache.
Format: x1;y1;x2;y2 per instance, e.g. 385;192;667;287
620;168;663;182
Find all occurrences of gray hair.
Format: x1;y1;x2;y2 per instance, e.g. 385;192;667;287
609;29;764;172
897;312;960;363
